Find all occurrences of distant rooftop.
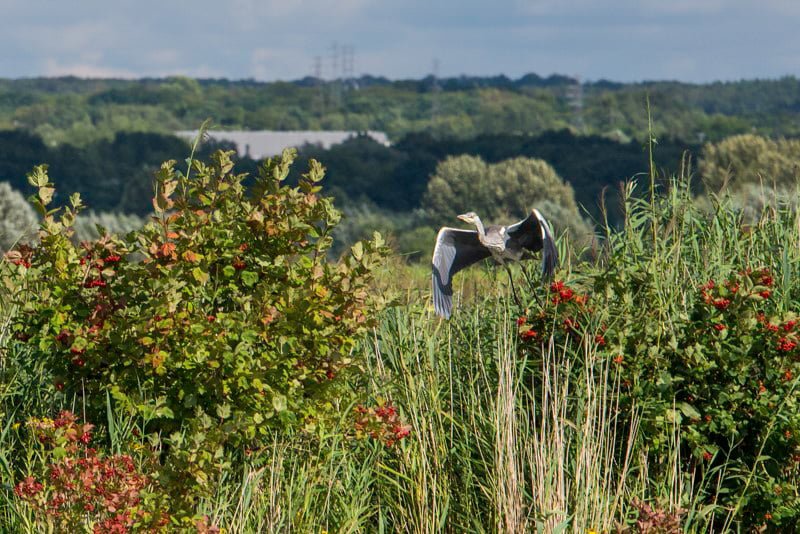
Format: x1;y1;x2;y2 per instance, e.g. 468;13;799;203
175;130;390;160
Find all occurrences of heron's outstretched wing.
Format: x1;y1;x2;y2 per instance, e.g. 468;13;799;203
505;208;558;278
431;227;491;319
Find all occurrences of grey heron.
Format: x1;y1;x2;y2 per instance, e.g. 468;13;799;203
431;209;557;319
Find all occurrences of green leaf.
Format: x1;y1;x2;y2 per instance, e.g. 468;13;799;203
216;403;231;420
26;165;50;188
192;267;210;285
241;271;258;287
272;394;287;412
678;402;701;420
351;242;364;261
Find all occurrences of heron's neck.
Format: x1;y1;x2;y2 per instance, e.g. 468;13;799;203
472;216;487;239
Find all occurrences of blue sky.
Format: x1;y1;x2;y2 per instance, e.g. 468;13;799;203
1;0;798;82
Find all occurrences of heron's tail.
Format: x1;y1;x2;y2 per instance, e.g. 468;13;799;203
532;208;558;278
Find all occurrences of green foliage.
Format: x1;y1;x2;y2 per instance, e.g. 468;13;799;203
422;154;591;238
5;149;388;512
0;181;37;252
509;179;800;530
699;133;800;193
4;75;800;147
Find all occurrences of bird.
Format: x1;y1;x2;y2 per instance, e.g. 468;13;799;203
431;209;557;319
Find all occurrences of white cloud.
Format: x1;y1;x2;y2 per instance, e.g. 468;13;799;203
42;58;138;78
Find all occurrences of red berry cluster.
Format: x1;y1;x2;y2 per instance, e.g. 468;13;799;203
549;280;588;306
354;403;412;447
516;316;537;341
4;244;34;268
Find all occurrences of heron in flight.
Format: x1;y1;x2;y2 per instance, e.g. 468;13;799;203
431;209;557;319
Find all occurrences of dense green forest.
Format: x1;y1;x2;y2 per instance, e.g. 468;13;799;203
2;74;800;147
2;73;800;257
0;127;694;227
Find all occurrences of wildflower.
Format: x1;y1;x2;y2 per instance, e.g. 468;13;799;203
207;315;216;322
516;316;527;326
784;369;794;381
394;425;411;439
703;451;713;461
594;334;606;347
759;290;771;299
713;323;726;331
758;381;767;394
559;288;574;301
777;338;797;352
613;355;624;365
712;298;731;310
704;414;712;423
783;320;796;332
759;273;774;287
550;280;565;292
233;258;246;270
520;329;537;341
104;254;121;263
784;430;792;439
765;513;773;521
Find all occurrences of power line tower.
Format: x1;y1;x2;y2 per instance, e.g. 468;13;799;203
329;42;342;108
312;55;324;114
342;45;356;89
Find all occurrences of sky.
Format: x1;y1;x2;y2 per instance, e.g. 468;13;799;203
1;0;798;83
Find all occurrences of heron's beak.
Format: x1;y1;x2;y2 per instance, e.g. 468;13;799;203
457;213;469;222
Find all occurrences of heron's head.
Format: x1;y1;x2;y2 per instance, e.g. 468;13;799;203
457;211;480;225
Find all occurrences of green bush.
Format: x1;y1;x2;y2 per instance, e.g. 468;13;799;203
514;188;800;529
5;149;388;512
699;133;800;193
422;154;592;239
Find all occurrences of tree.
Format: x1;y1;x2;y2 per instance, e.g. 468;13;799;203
699;134;800;193
0;181;37;251
422;155;591;238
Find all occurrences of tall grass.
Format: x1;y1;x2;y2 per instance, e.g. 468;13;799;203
2;169;800;532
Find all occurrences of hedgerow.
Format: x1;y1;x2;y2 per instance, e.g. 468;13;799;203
4;149;388;515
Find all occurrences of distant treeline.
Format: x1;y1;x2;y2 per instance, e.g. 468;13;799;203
0;128;697;227
290;131;698;224
1;75;800;148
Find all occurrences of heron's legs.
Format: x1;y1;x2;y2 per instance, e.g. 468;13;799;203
520;264;546;308
503;263;523;309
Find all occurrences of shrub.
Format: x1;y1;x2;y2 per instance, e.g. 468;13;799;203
13;411;167;533
5;149;388;512
517;265;800;528
699;133;800;193
422;154;591;239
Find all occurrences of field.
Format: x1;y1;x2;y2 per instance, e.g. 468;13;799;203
1;148;800;533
